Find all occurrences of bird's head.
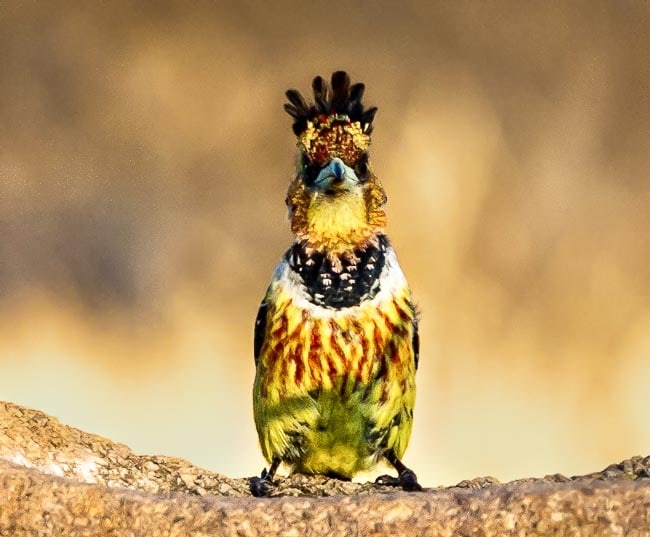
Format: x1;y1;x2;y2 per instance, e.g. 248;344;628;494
284;71;387;255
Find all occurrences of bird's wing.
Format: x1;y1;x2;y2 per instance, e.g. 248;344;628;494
253;301;269;367
412;318;420;371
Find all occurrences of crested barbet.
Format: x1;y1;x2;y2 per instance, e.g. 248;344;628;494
251;71;421;496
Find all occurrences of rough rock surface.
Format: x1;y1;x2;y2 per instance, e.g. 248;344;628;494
1;401;649;536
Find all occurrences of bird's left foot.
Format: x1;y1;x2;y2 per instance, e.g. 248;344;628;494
376;450;423;491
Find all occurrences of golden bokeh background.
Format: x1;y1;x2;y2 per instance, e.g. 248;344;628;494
1;2;648;485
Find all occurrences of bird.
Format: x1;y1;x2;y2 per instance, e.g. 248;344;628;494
251;71;421;497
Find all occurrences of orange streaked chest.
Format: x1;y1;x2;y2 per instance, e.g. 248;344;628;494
256;278;416;403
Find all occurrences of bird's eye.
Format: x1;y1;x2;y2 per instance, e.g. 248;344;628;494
354;153;369;182
301;156;320;186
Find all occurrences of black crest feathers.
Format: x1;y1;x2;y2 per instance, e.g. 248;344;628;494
284;71;378;136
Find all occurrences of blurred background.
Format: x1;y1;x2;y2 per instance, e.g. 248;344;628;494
0;1;648;485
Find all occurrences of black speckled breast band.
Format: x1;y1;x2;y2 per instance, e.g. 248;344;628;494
287;235;388;308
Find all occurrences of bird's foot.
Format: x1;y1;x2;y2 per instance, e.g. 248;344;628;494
377;450;424;492
250;467;275;497
375;468;423;491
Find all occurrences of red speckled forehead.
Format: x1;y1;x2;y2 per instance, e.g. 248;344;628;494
298;116;370;166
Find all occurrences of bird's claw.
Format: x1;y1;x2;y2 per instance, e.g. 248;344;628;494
375;469;423;491
398;468;423;491
375;473;400;486
250;474;275;497
250;466;278;497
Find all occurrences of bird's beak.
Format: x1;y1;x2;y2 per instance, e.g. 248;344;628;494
313;158;358;193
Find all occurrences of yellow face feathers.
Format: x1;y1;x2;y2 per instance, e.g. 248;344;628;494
287;173;387;255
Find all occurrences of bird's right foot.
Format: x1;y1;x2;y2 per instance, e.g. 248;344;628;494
250;461;280;497
250;473;274;497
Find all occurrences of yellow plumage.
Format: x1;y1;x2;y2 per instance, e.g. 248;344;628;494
287;169;386;255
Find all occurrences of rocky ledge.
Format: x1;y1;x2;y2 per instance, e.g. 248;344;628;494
1;401;648;536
